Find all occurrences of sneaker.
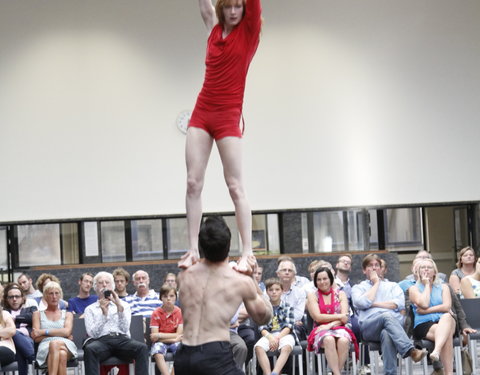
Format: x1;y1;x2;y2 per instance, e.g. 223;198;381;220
410;348;428;362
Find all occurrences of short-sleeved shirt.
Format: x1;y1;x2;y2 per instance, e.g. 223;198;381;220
150;306;183;334
68;295;98;314
124;289;162;317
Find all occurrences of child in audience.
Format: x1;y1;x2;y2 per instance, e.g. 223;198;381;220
254;278;295;375
150;285;183;375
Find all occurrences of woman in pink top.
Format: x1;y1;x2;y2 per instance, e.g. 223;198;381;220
180;0;262;272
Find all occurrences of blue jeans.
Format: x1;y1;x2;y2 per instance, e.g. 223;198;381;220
12;332;35;375
361;312;414;375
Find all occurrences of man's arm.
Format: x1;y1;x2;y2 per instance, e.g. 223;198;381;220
198;0;217;33
243;277;272;326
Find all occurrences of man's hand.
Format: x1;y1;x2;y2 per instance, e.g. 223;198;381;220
369;270;380;284
267;334;279;351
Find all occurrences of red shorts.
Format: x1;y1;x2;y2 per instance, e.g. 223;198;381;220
188;105;243;140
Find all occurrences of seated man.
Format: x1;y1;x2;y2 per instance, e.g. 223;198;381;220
67;272;98;316
124;269;162;317
352;254;427;375
174;216;272;375
83;271;149;375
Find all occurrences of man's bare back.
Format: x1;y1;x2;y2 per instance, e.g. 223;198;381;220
179;258;272;346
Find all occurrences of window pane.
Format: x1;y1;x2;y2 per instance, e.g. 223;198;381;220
313;211;344;252
61;223;79;264
101;221;126;262
346;209;379;251
385;208;423;250
223;216;241;257
0;227;7;270
266;214;280;254
166;218;188;260
17;224;61;266
131;219;164;260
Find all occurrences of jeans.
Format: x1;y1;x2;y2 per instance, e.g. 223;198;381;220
12;332;35;375
361;312;414;375
83;334;149;375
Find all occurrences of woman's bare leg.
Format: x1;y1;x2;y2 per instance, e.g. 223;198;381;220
426;314;455;375
322;336;341;375
179;127;214;269
217;136;252;272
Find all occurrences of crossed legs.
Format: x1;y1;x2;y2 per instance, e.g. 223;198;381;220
425;313;456;375
46;340;72;375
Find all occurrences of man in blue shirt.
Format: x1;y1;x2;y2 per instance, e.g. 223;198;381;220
68;272;98;316
352;254;427;375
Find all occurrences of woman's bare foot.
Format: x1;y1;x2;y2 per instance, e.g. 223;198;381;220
178;250;199;269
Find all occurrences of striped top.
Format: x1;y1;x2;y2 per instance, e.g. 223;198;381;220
124;289;162;317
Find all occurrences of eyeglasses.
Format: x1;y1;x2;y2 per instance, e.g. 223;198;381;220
7;295;22;300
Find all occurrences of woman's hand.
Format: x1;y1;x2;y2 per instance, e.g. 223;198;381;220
31;328;43;340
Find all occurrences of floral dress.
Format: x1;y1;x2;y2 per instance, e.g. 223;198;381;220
307;288;352;353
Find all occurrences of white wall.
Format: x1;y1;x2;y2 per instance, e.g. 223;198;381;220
1;0;479;222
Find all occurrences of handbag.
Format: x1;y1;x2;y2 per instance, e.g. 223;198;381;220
461;346;473;375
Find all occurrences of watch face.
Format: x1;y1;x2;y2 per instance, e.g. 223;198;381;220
176;110;191;134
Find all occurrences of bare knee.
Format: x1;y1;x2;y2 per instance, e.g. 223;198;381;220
323;336;335;348
59;349;68;365
186;176;203;197
49;341;62;353
281;345;293;355
225;178;244;201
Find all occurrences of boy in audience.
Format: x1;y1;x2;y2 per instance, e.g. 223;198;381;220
254;277;295;375
150;284;183;375
113;268;130;299
68;272;98;316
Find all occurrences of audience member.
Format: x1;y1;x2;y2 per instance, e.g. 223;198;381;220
237;303;256;369
352;254;426;375
449;246;476;295
276;258;307;340
230;308;247;371
163;273;177;289
0;305;16;368
83;271;149;375
302;260;321;295
2;283;36;375
173;216;272;375
277;256;310;288
113;268;130;299
307;267;357;375
35;274;68;311
334;254;352;299
17;273;42;300
31;281;77;375
150;284;183;375
402;251;447;286
253;265;266;292
378;258;388;280
254;277;295;375
67;273;98;315
460;256;480;298
124;270;162;317
409;258;456;375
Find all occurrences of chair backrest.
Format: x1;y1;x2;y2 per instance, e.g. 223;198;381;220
460;298;480;328
72;316;87;348
130;314;146;343
144;317;152;347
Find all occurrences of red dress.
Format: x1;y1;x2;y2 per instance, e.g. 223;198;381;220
189;0;262;140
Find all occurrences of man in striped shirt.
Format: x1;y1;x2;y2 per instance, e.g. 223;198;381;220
124;270;162;317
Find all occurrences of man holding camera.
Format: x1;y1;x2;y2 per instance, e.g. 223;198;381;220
83;271;149;375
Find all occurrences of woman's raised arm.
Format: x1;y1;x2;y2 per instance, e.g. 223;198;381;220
198;0;217;33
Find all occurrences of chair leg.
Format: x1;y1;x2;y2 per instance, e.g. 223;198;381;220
454;345;463;375
352;350;357;375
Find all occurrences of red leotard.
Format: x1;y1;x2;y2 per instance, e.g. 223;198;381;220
189;0;262;140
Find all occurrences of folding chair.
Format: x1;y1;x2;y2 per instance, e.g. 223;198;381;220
460;298;480;373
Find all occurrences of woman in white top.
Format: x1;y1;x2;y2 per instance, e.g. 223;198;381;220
449;246;476;295
460;257;480;298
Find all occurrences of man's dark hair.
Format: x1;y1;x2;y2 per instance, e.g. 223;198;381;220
198;216;231;262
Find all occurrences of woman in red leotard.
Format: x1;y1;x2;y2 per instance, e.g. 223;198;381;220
179;0;262;272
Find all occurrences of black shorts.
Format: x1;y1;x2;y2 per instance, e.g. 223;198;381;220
174;341;243;375
413;321;437;340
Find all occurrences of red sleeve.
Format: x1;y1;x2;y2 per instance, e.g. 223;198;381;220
150;308;161;328
245;0;262;35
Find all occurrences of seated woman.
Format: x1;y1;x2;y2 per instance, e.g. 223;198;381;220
150;285;183;375
32;281;77;375
306;267;357;375
35;274;68;311
449;246;476;296
0;305;17;368
460;256;480;298
3;283;36;375
409;258;456;375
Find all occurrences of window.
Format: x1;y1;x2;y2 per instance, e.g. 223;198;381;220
166;218;188;260
17;224;61;266
0;227;7;270
100;221;126;262
61;223;79;264
384;208;423;250
131;219;164;260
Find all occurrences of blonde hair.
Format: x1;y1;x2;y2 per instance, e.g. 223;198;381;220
43;281;63;299
415;258;441;286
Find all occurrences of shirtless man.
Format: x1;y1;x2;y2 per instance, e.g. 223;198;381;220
174;216;273;375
